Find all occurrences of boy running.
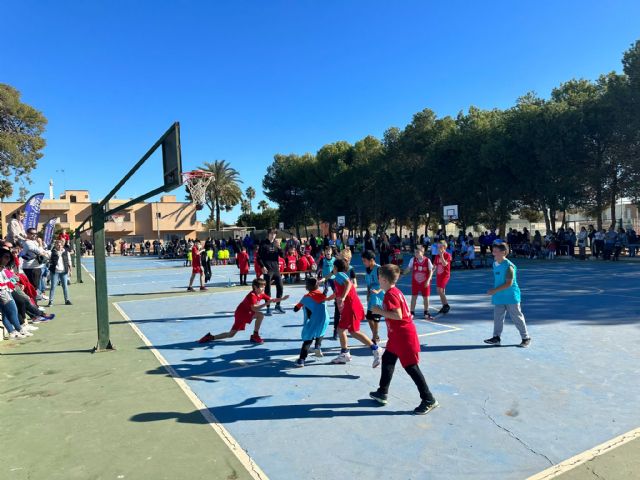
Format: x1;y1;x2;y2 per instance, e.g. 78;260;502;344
483;243;531;348
292;277;334;366
187;239;207;292
433;240;451;314
403;245;434;319
362;250;384;344
197;278;289;345
369;264;439;415
330;258;381;367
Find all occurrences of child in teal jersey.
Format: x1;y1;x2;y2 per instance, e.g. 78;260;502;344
483;243;531;348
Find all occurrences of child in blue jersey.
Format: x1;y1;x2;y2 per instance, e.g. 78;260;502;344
483;243;531;348
317;246;336;295
362;250;385;344
293;277;334;366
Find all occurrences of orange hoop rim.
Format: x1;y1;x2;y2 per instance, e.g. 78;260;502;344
182;170;214;181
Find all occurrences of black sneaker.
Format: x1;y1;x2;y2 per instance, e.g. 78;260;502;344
369;391;388;405
414;399;439;415
274;305;285;314
483;336;501;346
518;338;531;348
65;300;72;305
265;307;272;316
442;304;450;313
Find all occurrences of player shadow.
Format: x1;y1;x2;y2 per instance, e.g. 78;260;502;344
139;337;302;353
130;397;407;424
145;349;361;383
421;344;519;352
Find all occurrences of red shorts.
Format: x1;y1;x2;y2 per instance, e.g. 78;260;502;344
192;265;202;274
411;282;431;297
232;313;254;331
337;303;363;333
436;275;450;289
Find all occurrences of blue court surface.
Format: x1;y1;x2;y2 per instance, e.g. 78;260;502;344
105;255;640;480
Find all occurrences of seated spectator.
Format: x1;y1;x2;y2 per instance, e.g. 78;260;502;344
20;228;50;300
0;246;36;339
7;211;28;246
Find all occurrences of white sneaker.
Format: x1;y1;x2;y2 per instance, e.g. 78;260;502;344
372;347;382;368
19;329;33;337
314;348;324;358
331;352;351;364
9;331;24;339
24;324;39;331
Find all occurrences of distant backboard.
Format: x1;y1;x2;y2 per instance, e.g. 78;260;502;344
443;204;459;221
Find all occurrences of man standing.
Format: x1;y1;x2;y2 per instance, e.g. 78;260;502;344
21;228;50;296
258;228;285;315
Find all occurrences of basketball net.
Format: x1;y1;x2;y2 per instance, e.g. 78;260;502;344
182;170;214;209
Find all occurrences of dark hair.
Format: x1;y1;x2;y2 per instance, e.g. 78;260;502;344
252;278;267;288
333;258;347;272
492;243;508;252
361;250;376;260
305;277;318;291
379;264;400;283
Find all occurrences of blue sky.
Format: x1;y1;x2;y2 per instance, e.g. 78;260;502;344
3;1;639;223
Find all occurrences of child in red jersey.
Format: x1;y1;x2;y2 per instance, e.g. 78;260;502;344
296;253;309;280
403;245;434;319
433;240;451;314
304;251;316;275
236;246;250;286
329;258;381;367
285;246;298;284
254;247;262;279
187;239;207;292
197;278;289;345
369;264;439;415
278;255;285;274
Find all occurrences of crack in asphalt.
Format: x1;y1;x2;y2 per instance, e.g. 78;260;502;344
482;397;554;466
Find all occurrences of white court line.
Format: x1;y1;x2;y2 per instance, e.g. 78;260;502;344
526;427;640;480
113;302;269;480
81;263;95;281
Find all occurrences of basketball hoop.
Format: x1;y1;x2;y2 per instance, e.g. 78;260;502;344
182;170;214;211
111;213;125;230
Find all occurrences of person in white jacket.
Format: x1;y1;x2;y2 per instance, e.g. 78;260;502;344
20;228;50;297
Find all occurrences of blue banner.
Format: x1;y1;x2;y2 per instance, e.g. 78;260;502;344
22;193;45;231
44;217;58;247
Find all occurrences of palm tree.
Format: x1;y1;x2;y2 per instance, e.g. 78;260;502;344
199;160;243;231
258;200;269;212
240;199;251;215
245;187;256;212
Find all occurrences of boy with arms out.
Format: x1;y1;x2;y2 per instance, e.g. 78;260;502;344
197;278;289;345
370;264;439;415
483;243;531;348
330;258;381;367
292;277;334;366
403;245;434;319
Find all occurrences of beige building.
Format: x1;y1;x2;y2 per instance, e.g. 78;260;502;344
1;190;204;244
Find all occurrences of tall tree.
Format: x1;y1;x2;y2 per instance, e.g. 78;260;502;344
258;199;269;212
199;160;243;231
245;186;256;212
0;84;47;200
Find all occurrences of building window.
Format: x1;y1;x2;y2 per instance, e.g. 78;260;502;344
70;195;77;203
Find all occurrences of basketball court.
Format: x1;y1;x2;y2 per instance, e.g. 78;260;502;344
89;254;640;480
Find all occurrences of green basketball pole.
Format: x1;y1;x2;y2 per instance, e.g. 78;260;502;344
74;231;83;284
92;202;113;351
75;122;182;353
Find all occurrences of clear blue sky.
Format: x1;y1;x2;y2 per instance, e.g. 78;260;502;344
3;1;639;223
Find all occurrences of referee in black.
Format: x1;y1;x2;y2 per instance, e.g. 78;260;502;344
258;228;285;315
